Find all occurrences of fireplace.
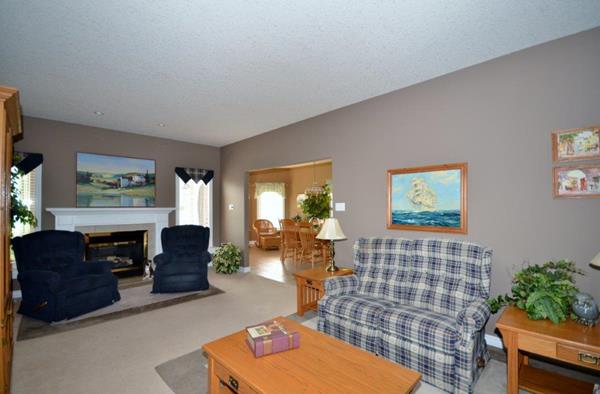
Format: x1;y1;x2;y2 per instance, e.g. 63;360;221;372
84;230;148;277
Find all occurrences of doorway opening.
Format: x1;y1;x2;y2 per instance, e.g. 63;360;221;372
247;159;332;284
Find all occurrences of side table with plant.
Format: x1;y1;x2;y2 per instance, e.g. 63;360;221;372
487;260;585;324
212;243;242;274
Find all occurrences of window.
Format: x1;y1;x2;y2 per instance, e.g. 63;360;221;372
12;165;42;237
176;177;213;246
257;191;285;229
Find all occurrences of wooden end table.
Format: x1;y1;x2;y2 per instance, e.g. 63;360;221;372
496;306;600;394
293;267;353;316
202;316;421;393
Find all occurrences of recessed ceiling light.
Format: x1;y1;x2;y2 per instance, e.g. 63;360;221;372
93;111;104;116
158;123;166;127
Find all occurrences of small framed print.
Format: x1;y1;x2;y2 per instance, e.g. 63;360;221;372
553;164;600;199
552;126;600;162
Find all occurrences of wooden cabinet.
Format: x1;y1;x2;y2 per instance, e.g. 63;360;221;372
0;86;22;394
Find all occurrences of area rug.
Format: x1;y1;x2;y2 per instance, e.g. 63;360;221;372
155;312;600;394
17;282;224;341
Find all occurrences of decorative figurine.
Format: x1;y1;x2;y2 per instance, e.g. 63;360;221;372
572;292;599;326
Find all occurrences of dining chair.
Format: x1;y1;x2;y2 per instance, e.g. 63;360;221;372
298;228;323;267
281;226;301;263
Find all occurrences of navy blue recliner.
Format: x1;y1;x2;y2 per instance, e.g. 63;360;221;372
152;225;211;293
12;230;121;322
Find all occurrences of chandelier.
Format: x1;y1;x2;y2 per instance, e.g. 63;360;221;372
304;161;325;194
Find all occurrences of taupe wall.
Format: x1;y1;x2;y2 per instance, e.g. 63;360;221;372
221;28;600;333
15;117;221;245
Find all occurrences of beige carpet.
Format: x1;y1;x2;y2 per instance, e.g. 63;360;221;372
11;269;296;394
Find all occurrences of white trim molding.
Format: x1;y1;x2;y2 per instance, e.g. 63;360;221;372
239;266;251;273
47;207;175;255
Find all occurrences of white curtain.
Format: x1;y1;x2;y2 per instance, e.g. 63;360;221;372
254;182;285;198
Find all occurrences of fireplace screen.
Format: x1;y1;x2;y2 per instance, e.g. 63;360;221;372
84;230;148;277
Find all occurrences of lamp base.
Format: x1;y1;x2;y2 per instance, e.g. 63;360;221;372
325;241;339;272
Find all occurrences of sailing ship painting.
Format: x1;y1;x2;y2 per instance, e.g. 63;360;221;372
387;163;467;233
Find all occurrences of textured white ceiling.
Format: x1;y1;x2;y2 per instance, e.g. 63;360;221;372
1;1;600;147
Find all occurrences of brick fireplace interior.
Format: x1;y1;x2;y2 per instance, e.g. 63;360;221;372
84;230;148;277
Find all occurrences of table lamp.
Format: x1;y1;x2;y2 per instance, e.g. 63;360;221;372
316;218;347;272
590;252;600;269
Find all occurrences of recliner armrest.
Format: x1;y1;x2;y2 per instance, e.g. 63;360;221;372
323;274;358;297
153;253;171;266
80;260;113;275
17;270;62;293
456;300;491;336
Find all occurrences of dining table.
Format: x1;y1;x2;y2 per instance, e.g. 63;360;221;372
280;221;330;265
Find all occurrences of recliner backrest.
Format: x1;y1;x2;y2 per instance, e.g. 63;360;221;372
12;230;85;274
354;237;492;317
161;225;209;255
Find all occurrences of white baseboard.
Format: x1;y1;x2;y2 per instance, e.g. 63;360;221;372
485;333;503;349
239;266;251;273
13;290;21;299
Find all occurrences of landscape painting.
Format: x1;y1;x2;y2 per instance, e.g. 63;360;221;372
76;153;156;207
553;126;600;162
387;163;467;233
554;164;600;198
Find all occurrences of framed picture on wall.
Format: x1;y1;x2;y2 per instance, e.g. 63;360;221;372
552;126;600;162
553;164;600;198
387;162;467;234
76;152;156;207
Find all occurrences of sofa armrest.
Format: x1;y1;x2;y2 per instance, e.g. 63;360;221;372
323;274;358;297
456;300;491;336
17;270;62;293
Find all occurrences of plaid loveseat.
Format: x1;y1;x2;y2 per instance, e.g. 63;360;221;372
317;238;493;393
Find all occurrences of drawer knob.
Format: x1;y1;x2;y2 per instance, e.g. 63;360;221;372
578;352;599;365
228;376;239;391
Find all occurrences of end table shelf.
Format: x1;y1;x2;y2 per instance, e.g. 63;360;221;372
293;267;353;316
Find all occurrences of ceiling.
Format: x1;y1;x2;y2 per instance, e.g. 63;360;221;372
1;1;600;147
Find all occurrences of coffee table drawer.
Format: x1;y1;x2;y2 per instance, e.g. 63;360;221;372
557;344;600;371
214;360;258;394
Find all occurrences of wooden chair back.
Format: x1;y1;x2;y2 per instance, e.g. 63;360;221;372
298;229;316;251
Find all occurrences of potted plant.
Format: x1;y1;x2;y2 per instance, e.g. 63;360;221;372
212;243;242;274
299;184;331;224
487;260;584;324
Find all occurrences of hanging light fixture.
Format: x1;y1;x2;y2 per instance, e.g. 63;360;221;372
305;161;325;194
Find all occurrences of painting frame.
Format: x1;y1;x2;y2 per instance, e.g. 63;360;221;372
553;164;600;199
76;152;156;208
552;126;600;163
387;162;467;234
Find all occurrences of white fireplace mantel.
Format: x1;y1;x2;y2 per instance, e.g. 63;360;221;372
46;207;175;255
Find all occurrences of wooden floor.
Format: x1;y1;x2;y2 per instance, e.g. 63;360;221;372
249;245;326;285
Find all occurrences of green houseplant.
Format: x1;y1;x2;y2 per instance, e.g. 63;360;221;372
487;260;583;324
212;243;242;274
300;184;331;221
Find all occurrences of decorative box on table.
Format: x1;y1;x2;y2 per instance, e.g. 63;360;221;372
246;319;300;357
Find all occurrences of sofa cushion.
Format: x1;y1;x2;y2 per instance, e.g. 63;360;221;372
380;304;459;354
319;294;396;329
354;238;413;299
63;274;117;297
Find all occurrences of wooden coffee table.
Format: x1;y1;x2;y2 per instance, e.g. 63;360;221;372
202;316;421;393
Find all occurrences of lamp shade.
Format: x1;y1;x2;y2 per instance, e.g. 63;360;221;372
316;218;347;241
591;252;600;268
